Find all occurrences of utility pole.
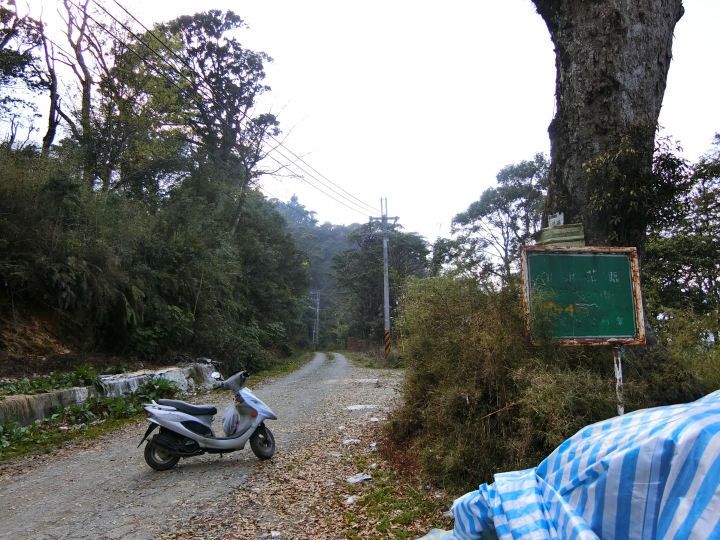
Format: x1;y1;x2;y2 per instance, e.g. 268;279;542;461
368;199;398;357
314;291;320;349
309;291;320;349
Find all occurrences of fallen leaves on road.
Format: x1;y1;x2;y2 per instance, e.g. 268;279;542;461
159;370;454;539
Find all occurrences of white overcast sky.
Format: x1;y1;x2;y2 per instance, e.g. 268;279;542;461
33;0;720;242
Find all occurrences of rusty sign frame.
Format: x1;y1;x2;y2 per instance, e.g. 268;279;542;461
521;245;646;346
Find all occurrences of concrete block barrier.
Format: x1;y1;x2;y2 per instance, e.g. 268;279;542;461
0;363;218;427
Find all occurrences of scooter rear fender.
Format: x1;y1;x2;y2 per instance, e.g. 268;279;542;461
137;420;159;448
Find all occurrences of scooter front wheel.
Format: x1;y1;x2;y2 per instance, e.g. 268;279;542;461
250;425;275;460
144;441;180;471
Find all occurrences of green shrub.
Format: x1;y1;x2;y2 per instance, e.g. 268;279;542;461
101;362;129;375
58;402;96;425
71;363;99;386
133;377;179;402
0;364;99;396
98;396;141;420
387;275;701;492
655;308;720;392
0;420;45;450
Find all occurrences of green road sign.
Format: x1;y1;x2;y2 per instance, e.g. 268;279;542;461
521;246;645;345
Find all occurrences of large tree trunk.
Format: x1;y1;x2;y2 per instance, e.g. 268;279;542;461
531;2;709;403
533;0;684;247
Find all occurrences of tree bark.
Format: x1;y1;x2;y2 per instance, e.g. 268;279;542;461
40;31;60;154
63;0;95;189
532;0;684;247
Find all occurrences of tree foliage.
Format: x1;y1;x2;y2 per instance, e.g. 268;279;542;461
0;10;310;371
149;10;280;231
644;134;720;343
331;227;429;345
0;1;42;87
434;153;547;281
585;129;693;248
0;0;44;142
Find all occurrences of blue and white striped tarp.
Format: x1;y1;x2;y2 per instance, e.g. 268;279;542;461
421;389;720;540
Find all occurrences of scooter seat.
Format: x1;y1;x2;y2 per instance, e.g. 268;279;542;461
157;399;217;416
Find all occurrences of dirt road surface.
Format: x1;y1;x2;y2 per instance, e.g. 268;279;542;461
0;353;403;539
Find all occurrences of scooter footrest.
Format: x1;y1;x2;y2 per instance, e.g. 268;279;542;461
157;399;217;416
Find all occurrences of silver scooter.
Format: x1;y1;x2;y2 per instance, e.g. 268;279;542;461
138;370;277;470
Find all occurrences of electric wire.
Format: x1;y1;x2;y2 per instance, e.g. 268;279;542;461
58;0;369;217
108;0;378;215
93;0;378;216
261;154;372;216
257;186;317;222
46;23;370;220
262;147;373;216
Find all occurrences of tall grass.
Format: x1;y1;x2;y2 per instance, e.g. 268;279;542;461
656;308;720;392
386;276;702;492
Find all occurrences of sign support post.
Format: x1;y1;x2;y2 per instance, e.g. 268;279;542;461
613;347;624;415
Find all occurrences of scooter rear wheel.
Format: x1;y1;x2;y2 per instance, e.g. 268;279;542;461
144;441;180;471
250;425;275;460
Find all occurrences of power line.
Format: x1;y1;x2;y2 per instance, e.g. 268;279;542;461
102;0;378;216
261;148;372;217
265;138;376;214
53;0;376;219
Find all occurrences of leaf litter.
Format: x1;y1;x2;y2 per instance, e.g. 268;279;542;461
157;368;453;539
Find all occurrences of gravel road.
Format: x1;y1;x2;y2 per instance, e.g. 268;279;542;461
0;352;402;540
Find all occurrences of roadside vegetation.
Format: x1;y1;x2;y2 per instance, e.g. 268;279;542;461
341;350;404;369
0;363;100;396
339;451;452;539
385;276;703;491
0;351;314;463
0;376;178;461
382;139;720;492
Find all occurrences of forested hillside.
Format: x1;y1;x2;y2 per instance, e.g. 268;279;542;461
274;195;430;350
0;2;428;373
0;6;314;373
